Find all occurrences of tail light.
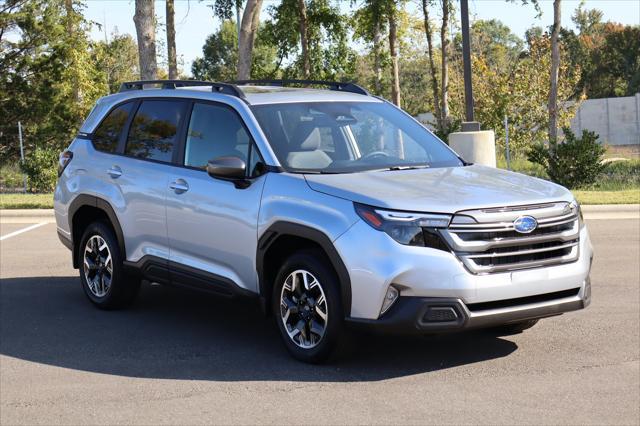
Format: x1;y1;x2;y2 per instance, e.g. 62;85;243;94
58;150;73;176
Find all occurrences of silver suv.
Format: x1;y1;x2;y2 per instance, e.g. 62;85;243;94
55;79;593;363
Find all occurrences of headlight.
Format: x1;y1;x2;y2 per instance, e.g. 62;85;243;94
570;200;584;229
354;203;452;249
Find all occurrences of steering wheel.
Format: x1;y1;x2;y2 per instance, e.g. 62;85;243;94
362;151;391;161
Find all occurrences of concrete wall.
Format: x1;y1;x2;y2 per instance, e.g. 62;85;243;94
571;94;640;146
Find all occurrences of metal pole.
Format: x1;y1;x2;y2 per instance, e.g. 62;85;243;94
504;115;511;171
460;0;474;124
18;121;27;193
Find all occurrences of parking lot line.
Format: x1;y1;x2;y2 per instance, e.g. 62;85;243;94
0;222;48;241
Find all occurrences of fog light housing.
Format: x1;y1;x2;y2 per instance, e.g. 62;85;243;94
380;286;399;316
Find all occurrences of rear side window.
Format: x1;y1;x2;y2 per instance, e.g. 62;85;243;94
92;102;134;153
125;100;185;163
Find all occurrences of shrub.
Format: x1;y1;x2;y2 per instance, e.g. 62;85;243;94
19;147;59;193
527;128;606;189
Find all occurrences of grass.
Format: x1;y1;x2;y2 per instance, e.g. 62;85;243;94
573;189;640;205
0;193;53;209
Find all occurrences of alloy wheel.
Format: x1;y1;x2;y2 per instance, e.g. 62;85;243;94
279;269;328;349
83;235;113;298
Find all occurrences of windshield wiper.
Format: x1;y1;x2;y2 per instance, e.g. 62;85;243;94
384;164;431;171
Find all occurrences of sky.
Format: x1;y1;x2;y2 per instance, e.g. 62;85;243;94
82;0;640;76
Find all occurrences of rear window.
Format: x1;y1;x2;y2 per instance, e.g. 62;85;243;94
92;102;134;153
125;100;186;163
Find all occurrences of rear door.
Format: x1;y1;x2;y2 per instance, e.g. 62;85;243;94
111;98;188;266
165;101;267;294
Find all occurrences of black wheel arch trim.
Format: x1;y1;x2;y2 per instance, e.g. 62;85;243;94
68;194;126;269
256;221;352;317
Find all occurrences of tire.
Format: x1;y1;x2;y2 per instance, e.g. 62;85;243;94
78;221;140;309
491;319;539;335
272;249;345;363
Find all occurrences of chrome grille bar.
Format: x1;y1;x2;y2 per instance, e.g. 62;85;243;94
442;202;580;274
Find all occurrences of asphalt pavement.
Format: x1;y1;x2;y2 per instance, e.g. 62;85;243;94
0;216;638;425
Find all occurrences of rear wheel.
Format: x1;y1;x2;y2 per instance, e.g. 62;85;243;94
272;250;344;363
78;221;139;309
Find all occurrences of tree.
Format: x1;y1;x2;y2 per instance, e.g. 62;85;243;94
94;33;140;93
548;0;561;142
0;0;106;183
419;0;452;134
166;0;178;79
263;0;356;80
238;0;264;79
133;0;157;80
352;0;388;95
440;0;451;128
387;0;401;106
192;20;277;81
421;0;441;129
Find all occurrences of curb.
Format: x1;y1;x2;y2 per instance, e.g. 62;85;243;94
580;204;639;213
0;209;55;217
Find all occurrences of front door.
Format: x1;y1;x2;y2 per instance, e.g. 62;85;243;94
165;101;267;294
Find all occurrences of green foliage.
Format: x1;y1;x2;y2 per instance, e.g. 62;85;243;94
262;0;357;80
591;159;640;191
561;3;640;99
527;128;606;189
453;19;523;69
0;0;111;176
93;33;140;93
192;20;278;80
0;164;25;190
19;147;59;192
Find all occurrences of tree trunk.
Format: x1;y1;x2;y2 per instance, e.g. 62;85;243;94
440;0;450;128
548;0;561;143
64;0;81;103
166;0;178;79
298;0;310;79
388;5;401;107
421;0;442;130
237;0;264;80
133;0;157;80
373;20;382;94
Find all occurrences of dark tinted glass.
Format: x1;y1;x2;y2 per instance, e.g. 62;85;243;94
125;100;185;162
184;103;251;168
93;103;133;153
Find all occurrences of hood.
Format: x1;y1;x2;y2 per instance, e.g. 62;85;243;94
304;165;573;213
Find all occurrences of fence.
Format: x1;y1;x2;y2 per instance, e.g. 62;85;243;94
570;94;640;146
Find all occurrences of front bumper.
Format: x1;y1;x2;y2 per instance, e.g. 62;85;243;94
346;277;590;334
335;220;594;323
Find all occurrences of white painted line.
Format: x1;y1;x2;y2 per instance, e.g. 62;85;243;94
0;222;48;241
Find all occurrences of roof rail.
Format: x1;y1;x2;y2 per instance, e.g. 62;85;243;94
231;79;370;96
118;80;246;99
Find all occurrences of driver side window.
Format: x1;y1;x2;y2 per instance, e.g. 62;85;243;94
184;103;251;169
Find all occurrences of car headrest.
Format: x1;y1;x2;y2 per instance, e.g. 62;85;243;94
291;121;321;151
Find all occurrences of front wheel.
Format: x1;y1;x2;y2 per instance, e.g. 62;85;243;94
272;250;344;363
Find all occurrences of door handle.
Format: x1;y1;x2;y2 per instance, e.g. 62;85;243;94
107;166;122;178
169;179;189;194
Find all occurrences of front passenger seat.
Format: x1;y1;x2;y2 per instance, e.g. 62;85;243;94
286;122;332;170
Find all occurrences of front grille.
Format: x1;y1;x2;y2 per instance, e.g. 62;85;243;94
440;202;581;274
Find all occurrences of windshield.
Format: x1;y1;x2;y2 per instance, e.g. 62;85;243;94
250;101;462;173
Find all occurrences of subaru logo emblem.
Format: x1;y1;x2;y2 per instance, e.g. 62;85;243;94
513;215;538;233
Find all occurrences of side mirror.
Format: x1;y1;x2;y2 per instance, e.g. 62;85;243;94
207;156;247;182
